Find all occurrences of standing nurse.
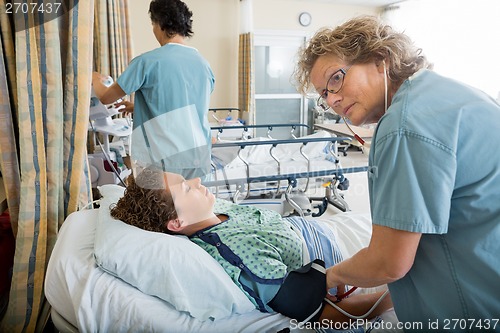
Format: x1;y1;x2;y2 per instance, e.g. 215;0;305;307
294;15;500;329
92;0;215;180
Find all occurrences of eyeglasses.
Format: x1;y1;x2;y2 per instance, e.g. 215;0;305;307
316;66;351;111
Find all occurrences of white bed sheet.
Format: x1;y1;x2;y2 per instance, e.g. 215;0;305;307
45;209;401;333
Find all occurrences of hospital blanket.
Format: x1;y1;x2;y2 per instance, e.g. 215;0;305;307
285;216;344;269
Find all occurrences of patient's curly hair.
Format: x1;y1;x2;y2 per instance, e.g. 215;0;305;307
110;167;178;234
149;0;193;38
293;15;432;95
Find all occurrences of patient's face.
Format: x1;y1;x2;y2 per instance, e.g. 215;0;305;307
164;172;215;224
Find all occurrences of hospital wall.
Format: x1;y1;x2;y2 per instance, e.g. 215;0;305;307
127;0;378;111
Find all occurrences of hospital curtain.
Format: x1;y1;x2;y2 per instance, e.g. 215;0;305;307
0;0;20;228
238;32;255;120
0;0;94;332
94;0;132;79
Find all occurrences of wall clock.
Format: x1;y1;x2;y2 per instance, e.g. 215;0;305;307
299;12;311;27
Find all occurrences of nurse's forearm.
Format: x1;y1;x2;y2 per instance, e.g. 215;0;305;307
327;247;400;289
92;72;126;104
327;225;421;289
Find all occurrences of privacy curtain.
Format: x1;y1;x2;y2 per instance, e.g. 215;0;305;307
238;32;255;117
0;2;20;228
0;0;94;331
94;0;132;79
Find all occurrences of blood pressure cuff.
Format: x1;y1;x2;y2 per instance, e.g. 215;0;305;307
268;259;327;323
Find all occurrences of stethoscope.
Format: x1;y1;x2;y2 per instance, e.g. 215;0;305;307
318;60;391;320
342;119;366;147
325;287;390;320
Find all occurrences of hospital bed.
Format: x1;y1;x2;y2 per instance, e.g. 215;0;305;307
314;123;374;156
209;125;367;215
45;184;401;333
209;108;246;140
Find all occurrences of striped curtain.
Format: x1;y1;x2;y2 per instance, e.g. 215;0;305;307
238;32;255;121
0;0;94;331
94;0;132;79
0;1;20;229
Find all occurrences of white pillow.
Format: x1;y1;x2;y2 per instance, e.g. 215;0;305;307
93;184;254;321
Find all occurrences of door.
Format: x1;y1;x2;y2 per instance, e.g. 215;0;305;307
254;32;312;139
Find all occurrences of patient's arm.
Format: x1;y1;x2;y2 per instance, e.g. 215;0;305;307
319;290;393;323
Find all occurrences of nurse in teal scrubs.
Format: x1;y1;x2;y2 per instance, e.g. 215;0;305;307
92;0;215;180
294;15;500;330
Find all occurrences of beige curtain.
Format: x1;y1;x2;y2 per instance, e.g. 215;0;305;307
94;0;132;79
0;0;94;331
238;32;255;120
0;0;20;228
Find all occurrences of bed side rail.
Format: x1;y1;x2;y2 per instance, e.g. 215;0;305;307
208;136;362;189
209;107;241;122
211;135;340;149
211;123;310;140
203;166;368;188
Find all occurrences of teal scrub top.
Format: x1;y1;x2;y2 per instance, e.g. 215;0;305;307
117;43;215;178
369;69;500;328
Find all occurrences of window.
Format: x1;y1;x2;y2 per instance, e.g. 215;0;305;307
383;0;500;100
254;32;314;138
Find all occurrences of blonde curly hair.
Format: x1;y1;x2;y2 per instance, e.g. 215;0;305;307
294;15;432;95
110;167;178;234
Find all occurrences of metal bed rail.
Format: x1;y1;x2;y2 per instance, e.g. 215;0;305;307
204;165;368;188
211;123;310;141
207;135;368;213
209;107;241;123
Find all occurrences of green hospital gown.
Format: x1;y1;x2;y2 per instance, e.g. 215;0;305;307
190;199;303;311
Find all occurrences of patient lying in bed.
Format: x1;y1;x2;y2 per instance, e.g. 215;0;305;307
108;166;392;325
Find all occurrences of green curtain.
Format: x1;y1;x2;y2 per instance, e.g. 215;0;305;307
238;32;255;119
0;0;94;331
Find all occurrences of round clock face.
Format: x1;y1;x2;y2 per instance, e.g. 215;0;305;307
299;12;311;27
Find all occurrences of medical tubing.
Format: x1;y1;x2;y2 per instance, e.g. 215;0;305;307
299;303;324;325
88;120;127;187
80;199;100;210
340;61;388;148
383;60;388;115
336;286;358;300
324;289;389;320
342;118;365;146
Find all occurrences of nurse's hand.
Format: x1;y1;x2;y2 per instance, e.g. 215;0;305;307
326;265;342;289
115;100;134;116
